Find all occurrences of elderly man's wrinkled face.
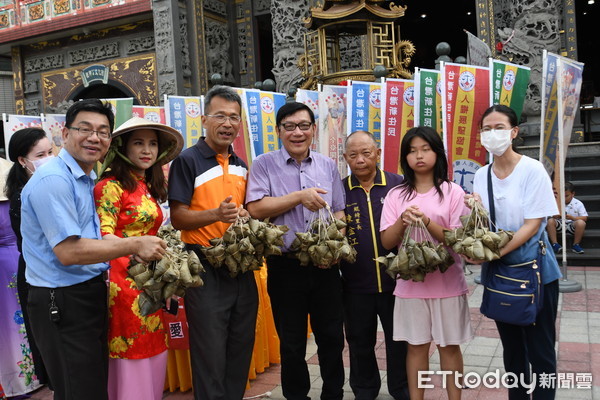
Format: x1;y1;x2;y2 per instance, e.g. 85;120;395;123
343;132;380;181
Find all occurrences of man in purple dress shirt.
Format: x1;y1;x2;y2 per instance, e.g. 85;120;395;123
246;102;346;400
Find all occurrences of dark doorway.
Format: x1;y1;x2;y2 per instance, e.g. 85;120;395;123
576;0;599;103
399;1;477;70
70;82;138;104
255;13;274;82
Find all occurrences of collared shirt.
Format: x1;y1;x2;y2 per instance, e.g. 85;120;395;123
21;148;107;288
245;147;345;250
168;138;247;246
340;169;403;294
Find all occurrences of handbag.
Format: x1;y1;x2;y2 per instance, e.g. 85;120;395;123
479;164;545;326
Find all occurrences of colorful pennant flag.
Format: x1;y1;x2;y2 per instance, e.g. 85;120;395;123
243;90;286;158
540;51;584;180
102;98;134;129
318;85;348;177
381;78;414;174
442;62;490;193
165;96;203;149
414;68;443;134
489;59;531;122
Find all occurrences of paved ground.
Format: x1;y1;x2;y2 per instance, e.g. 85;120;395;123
16;265;600;400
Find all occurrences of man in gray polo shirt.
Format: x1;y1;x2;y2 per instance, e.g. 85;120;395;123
246;102;346;400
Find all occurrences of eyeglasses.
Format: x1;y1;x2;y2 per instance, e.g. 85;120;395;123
280;122;313;132
69;126;111;140
205;114;242;124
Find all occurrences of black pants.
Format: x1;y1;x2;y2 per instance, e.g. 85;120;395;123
27;275;108;400
343;291;409;400
16;255;50;386
496;279;559;400
186;249;258;400
267;256;345;400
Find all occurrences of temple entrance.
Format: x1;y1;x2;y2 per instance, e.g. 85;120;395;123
69;81;138;103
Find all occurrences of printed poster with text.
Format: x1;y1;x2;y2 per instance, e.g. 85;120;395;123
442;63;489;193
296;89;320;152
41;114;66;155
243;90;286;159
318;85;348;177
414;68;443;134
165;96;203;149
3;114;42;154
380;79;414;174
348;81;382;146
132;106;166;124
231;88;253;166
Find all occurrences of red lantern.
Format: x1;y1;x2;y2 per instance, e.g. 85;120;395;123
338;80;349;86
496;42;504;52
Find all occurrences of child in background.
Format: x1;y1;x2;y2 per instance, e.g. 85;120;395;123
380;127;472;400
547;181;588;254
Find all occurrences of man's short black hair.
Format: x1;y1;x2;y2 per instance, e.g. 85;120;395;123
276;102;315;126
65;99;115;132
204;85;242;113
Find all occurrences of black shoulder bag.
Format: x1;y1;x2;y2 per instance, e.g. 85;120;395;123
479;164;545;326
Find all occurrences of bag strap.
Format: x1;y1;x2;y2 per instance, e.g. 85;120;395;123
487;164;496;232
487;163;547;258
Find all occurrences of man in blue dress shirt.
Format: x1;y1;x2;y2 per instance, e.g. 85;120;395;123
21;99;167;400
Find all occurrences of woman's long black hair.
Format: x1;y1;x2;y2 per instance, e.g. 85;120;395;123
5;128;48;200
99;130;167;203
398;126;449;201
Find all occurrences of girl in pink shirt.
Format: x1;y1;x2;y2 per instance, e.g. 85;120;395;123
380;127;472;400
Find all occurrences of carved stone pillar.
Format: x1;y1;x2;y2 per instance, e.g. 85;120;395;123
493;0;562;117
270;0;310;93
153;0;186;100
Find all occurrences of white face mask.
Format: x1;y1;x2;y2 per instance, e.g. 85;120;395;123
480;129;513;157
28;155;55;171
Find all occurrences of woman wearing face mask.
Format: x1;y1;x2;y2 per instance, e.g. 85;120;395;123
94;117;183;400
465;105;561;399
2;127;53;395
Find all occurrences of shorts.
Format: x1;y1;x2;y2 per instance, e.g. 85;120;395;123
393;295;473;347
553;219;575;235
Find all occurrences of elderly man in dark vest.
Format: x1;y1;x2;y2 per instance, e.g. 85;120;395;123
341;130;409;400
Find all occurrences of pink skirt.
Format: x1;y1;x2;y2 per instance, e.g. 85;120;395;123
108;350;168;400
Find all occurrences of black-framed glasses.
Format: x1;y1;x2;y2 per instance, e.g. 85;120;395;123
205;114;242;124
69;126;111;140
280;122;313;132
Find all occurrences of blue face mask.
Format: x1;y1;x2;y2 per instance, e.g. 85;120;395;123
28;155;55;171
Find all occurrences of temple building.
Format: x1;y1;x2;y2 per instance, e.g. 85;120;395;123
0;0;597;148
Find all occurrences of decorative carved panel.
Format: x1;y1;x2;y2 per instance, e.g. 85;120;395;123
271;0;309;92
24;54;64;73
126;36;155;55
205;18;233;82
68;42;119;65
25;99;41;115
24;79;39;94
204;0;226;17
